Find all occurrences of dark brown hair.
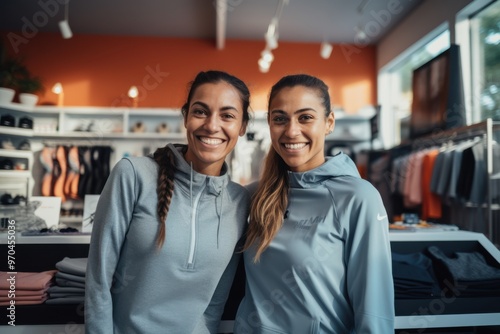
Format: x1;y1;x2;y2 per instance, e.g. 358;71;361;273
152;70;251;249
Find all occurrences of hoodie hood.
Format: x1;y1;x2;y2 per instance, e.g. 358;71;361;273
288;152;360;189
150;143;229;195
162;143;229;248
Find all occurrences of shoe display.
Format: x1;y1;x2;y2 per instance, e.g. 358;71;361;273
156;122;169;133
0;159;14;170
0;193;14;205
17;140;31;150
0;114;15;127
18;116;34;129
1;139;15;150
132;121;146;133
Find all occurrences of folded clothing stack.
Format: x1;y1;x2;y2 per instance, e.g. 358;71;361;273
427;246;500;297
0;270;57;305
392;252;441;299
46;257;87;304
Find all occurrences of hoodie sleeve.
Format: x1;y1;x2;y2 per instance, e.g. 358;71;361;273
85;159;137;334
194;250;242;334
345;180;395;333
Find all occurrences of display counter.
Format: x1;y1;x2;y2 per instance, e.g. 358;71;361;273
1;230;499;333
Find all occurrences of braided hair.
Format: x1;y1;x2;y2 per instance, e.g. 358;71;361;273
152;70;251;249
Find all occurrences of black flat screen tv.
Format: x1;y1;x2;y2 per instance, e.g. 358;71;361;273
409;44;465;139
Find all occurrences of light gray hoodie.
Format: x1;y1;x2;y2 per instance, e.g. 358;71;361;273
85;144;250;334
235;152;394;334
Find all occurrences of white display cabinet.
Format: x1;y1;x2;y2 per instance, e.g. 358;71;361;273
391;230;500;331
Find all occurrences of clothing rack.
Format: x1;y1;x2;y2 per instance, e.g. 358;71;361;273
410;118;500;243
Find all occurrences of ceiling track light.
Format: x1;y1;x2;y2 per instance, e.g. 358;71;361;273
320;42;333;59
59;1;72;39
259;0;288;73
355;25;368;42
261;49;274;63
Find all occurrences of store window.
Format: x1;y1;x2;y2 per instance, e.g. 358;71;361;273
379;29;450;146
470;0;500;123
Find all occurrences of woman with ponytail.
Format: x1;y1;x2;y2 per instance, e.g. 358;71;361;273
235;74;394;333
86;70;251;333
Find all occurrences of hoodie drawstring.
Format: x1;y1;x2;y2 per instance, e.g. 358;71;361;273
215;189;223;249
190;162;193;207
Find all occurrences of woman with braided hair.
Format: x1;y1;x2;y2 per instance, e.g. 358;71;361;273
85;70;251;333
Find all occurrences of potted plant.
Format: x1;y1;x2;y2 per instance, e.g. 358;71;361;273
0;45;20;104
0;42;45;106
17;74;45;106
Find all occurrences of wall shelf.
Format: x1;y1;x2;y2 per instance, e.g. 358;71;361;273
0;149;32;159
26;106;185;139
0;126;34;137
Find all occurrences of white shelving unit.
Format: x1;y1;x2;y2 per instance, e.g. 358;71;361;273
0;104;35;200
30;105;185;140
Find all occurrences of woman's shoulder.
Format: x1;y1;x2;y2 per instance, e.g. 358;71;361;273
112;156;158;179
324;175;380;199
226;180;252;201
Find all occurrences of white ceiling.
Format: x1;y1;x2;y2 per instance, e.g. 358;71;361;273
0;0;423;46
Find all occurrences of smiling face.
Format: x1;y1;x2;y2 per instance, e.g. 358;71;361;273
183;81;247;176
268;85;334;172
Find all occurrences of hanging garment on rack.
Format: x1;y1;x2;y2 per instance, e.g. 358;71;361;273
40;146;55;197
436;149;454;197
90;146;112;194
456;144;476;201
53;145;68;202
403;150;428;208
447;139;478;201
492;142;500;202
431;146;455;197
64;145;80;200
77;146;92;199
368;153;394;220
469;142;487;204
421;148;442;220
391;154;410;196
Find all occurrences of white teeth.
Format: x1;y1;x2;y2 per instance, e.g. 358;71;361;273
200;137;223;145
284;143;306;150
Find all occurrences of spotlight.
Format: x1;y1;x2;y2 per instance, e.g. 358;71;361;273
261;49;274;63
59;2;72;39
258;58;271;73
320;42;333;59
59;20;72;39
355;26;368;42
265;18;279;50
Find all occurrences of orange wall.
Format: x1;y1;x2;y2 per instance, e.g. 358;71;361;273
2;32;376;114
